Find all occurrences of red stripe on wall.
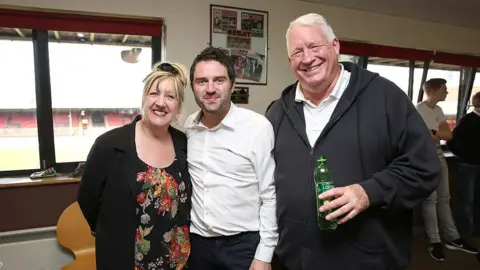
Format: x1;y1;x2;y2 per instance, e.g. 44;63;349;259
434;52;480;67
340;40;433;61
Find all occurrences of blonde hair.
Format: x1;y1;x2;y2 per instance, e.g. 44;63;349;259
140;62;188;124
286;13;336;56
141;61;187;110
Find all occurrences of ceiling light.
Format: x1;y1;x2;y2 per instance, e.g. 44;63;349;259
121;48;143;63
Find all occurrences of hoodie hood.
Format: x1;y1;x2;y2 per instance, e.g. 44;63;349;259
280;62;378;112
273;62;379;152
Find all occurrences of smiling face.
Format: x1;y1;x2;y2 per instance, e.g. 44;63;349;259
142;78;181;128
288;25;340;92
192;60;234;115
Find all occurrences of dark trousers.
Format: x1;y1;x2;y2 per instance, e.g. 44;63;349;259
188;231;260;270
455;162;480;236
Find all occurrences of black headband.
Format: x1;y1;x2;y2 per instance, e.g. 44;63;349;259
158;63;179;75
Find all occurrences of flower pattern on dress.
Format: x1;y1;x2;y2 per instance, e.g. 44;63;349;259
134;165;190;270
163;226;190;269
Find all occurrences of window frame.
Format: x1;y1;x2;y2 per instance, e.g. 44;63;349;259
0;9;163;176
340;40;480;153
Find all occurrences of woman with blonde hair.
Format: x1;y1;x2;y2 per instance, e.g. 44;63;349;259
78;61;191;269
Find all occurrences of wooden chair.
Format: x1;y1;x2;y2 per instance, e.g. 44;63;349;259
56;202;96;270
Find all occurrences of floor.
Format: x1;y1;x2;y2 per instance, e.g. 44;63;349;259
408;233;480;270
270;232;480;269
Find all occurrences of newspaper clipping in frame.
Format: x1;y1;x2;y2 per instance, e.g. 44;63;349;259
210;5;268;84
231;49;265;82
226;29;251;50
240;12;264;38
212;8;237;34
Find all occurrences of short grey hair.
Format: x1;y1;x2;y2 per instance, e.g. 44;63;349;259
286;13;336;56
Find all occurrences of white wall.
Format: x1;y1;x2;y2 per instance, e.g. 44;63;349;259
0;0;479;118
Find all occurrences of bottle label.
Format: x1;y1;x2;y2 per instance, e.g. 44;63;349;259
316;181;337;231
318;182;333;193
317;182;334;205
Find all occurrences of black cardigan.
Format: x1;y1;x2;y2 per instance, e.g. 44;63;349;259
77;117;190;270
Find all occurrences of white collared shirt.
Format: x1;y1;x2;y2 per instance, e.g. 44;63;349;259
184;103;278;262
295;64;351;146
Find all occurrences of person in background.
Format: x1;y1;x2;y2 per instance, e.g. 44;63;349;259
265;13;441;270
78;62;192;269
448;92;480;237
416;78;478;261
80;110;88;135
185;47;278;270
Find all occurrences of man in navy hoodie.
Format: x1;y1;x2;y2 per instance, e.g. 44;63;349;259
266;13;441;270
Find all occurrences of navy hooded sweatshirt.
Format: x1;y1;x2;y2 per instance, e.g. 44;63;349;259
265;62;440;270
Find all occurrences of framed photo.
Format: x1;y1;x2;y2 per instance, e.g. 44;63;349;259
210;5;268;85
231;86;249;104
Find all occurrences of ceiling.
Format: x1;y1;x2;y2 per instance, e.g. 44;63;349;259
300;0;480;29
0;27;459;70
0;27;151;47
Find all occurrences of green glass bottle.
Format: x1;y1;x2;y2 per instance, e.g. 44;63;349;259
314;156;337;231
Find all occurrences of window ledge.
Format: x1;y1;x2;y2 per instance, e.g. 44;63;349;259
0;174;80;189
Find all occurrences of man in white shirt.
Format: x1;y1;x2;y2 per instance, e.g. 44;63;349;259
416;78;478;261
185;47;278;270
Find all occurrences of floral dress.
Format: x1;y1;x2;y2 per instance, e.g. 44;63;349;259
134;159;191;270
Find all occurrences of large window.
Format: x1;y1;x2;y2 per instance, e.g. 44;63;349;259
48;31;152;162
366;57;425;102
412;63;462;130
367;57;411;96
339;40;480;138
0;28;39;171
0;9;163;175
424;64;461;116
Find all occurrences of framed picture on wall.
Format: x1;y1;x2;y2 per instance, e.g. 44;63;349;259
210;4;268;85
231;86;249;104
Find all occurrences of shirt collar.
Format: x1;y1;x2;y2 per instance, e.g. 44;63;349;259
295;63;345;103
191;102;237;129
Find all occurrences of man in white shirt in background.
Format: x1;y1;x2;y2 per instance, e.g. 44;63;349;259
416;78;478;262
184;46;278;270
